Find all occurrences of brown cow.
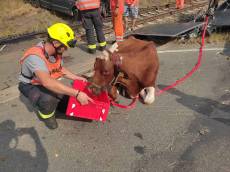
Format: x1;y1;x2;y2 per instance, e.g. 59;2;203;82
90;36;159;104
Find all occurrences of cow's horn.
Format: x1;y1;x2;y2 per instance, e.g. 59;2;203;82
99;42;118;60
108;42;118;53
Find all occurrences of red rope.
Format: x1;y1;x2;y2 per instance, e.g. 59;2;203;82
156;16;209;96
110;16;209;109
109;96;138;109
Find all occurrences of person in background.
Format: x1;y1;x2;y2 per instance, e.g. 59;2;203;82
110;0;125;42
176;0;184;9
124;0;139;31
18;23;93;130
76;0;107;54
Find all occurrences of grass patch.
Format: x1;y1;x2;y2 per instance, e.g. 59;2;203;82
175;32;230;45
207;32;230;44
0;0;66;38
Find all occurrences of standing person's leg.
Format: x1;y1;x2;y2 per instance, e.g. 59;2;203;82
176;0;184;9
18;82;62;129
92;9;107;51
112;12;124;42
123;4;129;32
130;5;139;31
180;0;184;9
176;0;180;9
81;10;97;54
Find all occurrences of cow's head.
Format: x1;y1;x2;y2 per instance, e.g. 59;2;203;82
89;43;119;96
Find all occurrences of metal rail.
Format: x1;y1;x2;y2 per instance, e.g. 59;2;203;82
103;1;209;35
0;1;209;45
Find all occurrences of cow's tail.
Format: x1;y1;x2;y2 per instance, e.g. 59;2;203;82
140;87;155;104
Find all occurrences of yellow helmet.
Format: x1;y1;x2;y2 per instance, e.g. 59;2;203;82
47;23;77;48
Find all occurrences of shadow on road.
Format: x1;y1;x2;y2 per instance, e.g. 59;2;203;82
0;120;48;172
223;37;230;56
158;85;230;126
20;93;92;123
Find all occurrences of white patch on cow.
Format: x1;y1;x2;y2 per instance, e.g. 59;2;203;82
100;42;118;61
140;87;155;104
130;95;137;99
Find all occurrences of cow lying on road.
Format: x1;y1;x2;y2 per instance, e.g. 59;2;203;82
90;36;159;104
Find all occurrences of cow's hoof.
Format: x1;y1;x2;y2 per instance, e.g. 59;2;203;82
140;87;155;104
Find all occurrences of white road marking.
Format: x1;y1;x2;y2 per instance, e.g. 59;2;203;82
158;48;225;54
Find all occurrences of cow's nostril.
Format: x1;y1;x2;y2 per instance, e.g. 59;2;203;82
90;87;101;96
88;85;93;90
94;89;101;95
88;77;93;82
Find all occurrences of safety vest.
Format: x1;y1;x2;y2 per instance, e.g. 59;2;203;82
76;0;100;11
20;46;63;85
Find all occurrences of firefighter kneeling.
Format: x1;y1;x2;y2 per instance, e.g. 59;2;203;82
18;23;93;129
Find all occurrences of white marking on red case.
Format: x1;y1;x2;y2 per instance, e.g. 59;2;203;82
72;104;76;109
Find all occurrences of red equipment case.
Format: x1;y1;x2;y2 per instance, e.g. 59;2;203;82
66;80;110;122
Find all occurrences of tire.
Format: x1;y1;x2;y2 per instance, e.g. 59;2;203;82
73;8;81;22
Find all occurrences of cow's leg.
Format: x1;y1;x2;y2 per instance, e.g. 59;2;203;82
108;86;119;100
117;77;139;98
139;87;155;104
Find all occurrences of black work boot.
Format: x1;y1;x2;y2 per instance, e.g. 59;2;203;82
88;48;96;54
99;45;106;51
43;116;58;130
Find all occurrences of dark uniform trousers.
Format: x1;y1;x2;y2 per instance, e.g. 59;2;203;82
18;82;68;117
80;9;106;50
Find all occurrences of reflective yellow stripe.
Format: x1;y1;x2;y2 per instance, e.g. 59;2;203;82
38;111;55;119
99;41;106;47
88;44;96;49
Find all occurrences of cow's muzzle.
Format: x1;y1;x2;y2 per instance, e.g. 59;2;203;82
88;82;107;95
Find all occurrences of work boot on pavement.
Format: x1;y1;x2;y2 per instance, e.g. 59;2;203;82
43;116;58;130
88;48;96;54
99;45;106;51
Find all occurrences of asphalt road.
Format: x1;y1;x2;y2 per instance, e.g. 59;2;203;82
0;40;230;172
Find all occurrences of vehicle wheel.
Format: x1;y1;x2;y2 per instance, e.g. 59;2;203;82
30;0;40;8
73;9;81;22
